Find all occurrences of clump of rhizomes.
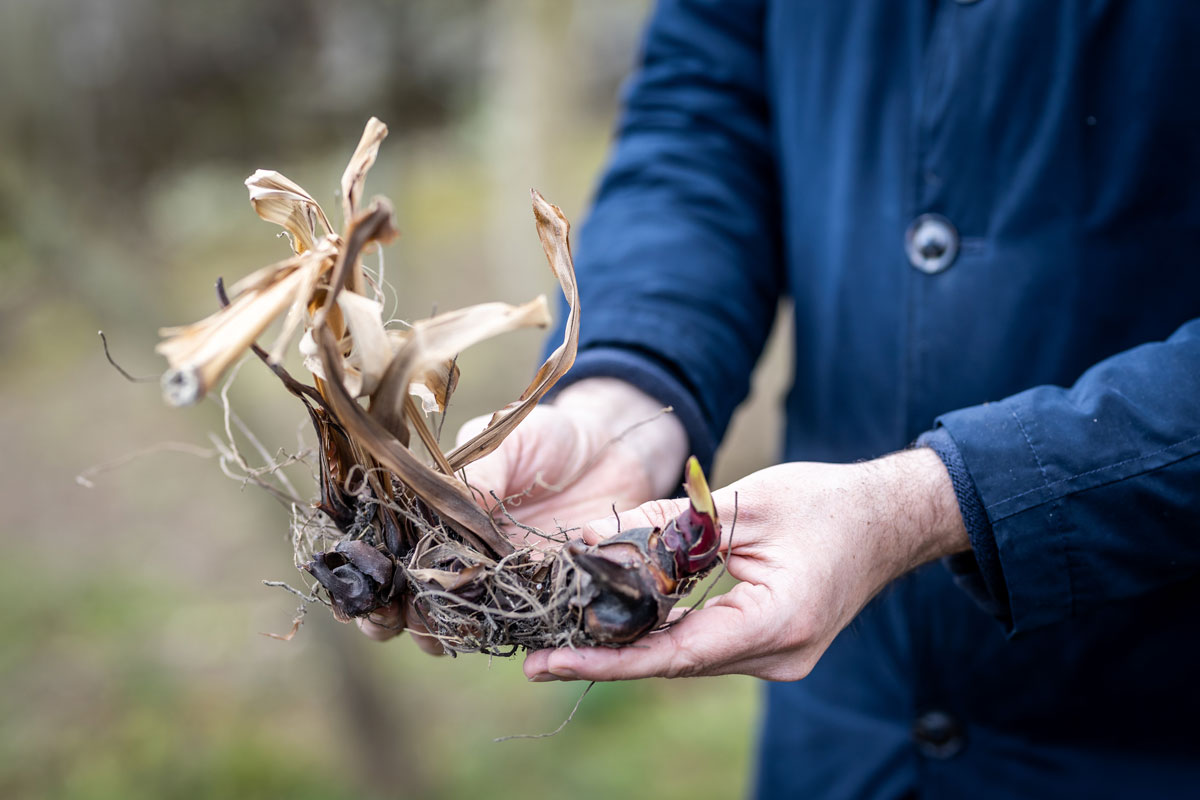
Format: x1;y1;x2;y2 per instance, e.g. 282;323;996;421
157;118;721;654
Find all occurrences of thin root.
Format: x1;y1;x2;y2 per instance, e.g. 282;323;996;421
493;682;595;742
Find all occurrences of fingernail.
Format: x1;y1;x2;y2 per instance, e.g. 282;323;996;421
550;666;579;680
528;672;560;683
586;517;618;540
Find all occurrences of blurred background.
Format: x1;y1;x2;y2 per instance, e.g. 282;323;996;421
0;1;792;798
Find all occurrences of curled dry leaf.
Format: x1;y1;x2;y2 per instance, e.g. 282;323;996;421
408;355;460;415
157;258;313;406
340;118;389;242
244;169;334;254
313;323;515;559
335;291;392;397
368;296;552;438
446;190;580;471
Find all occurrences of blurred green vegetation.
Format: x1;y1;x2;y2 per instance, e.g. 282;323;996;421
0;1;788;798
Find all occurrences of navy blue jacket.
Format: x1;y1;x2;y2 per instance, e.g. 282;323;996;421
554;1;1200;797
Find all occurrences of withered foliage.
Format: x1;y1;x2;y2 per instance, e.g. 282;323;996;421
157;119;720;654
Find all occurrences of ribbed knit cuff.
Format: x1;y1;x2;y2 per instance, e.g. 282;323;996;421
917;426;1011;624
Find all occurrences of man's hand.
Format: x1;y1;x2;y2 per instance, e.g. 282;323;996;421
357;377;688;644
453;378;687;540
523;447;971;682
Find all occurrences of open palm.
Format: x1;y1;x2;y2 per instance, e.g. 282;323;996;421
457;403;658;544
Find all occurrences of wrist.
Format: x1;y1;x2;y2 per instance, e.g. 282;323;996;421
552;378;689;499
857;448;971;584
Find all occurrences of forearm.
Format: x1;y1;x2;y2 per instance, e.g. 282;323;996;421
857;448;971;592
553;377;688;500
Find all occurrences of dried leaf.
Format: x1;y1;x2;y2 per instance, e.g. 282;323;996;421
369;296;551;437
447;190;580;469
314;199;398;331
383;332;460;414
225;250;312;298
409;357;460;414
315;326;514;558
244;170;334;254
265;249;334;364
337;118;390;294
157;265;310;406
336;290;391;397
260;614;304;642
410;564;485;592
341;118;388;227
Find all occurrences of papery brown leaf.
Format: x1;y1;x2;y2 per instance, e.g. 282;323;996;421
409;356;460;415
261;614;304;642
446;190;580;470
315;199;398;331
368;297;551;438
158;264;312;406
315;326;514;559
410;564;486;592
244;169;334;254
265;248;335;364
339;118;390;294
225;250;314;298
335;290;392;397
341;118;388;229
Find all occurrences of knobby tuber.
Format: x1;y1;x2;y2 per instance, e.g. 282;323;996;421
156;118;723;654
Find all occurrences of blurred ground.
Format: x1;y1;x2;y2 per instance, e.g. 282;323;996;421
0;2;791;798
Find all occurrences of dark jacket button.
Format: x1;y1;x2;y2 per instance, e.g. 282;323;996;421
912;710;967;759
905;214;959;274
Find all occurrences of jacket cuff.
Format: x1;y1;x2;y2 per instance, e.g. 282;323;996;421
917;427;1011;624
546;346;717;474
935;394;1074;634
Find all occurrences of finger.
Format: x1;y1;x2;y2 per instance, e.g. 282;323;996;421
407;625;447;656
460;452;509;511
455;413;514;507
404;601;446;656
454;413;493;447
664;606;690;624
525;602;756;681
582;497;688;544
355;600;446;656
357;617;401;642
356;601;405;642
581;485;757;554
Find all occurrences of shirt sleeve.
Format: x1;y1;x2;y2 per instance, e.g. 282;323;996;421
931;317;1200;635
546;0;783;472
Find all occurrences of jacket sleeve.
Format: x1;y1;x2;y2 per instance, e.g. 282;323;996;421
930;317;1200;635
549;0;783;472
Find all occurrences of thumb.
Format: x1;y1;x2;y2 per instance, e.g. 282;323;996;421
455;414;510;510
582;497;688;545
